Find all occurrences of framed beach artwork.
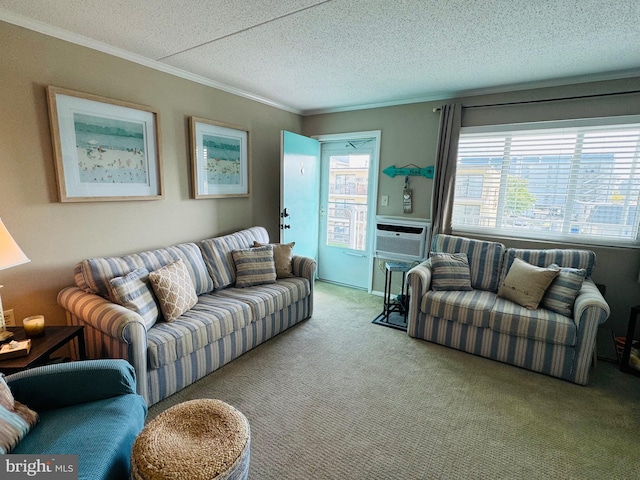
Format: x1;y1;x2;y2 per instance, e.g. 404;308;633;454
46;86;163;202
189;117;250;199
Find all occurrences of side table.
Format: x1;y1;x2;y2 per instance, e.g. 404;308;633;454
372;261;411;331
0;326;86;374
620;305;640;377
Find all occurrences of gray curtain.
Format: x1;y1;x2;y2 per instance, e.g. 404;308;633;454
430;103;462;241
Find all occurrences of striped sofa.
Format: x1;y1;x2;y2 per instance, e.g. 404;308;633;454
407;234;610;385
58;227;316;405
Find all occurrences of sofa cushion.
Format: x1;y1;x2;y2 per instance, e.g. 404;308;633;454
431;253;473;291
199;227;270;290
540;264;586;317
109;268;160;329
502;248;596;279
146;296;253;369
149;260;198;323
12;394;146;480
421;289;497;327
431;234;506;292
489;297;577;346
232;245;277;287
497;258;560;310
213;278;311;320
254;241;296;278
0;375;39;454
75;243;214;298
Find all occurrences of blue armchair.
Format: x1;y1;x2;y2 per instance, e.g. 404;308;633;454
5;359;147;480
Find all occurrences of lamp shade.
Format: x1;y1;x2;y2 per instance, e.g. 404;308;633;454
0;218;30;271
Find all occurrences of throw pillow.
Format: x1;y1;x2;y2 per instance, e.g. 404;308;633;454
149;259;198;322
232;245;277;287
430;253;473;291
497;257;560;310
540;263;587;316
109;268;160;329
0;375;38;454
254;241;295;278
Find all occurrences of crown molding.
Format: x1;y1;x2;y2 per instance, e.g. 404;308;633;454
303;68;640;116
3;9;639;118
0;10;302;115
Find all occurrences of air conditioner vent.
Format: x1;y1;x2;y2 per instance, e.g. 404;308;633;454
374;216;430;263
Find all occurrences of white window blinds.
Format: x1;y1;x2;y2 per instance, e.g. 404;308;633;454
452;116;640;247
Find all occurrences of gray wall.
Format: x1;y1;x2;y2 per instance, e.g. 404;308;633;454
303;78;640;336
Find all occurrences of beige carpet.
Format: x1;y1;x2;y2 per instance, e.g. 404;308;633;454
148;281;640;479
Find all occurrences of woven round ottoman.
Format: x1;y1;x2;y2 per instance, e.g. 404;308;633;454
131;399;250;480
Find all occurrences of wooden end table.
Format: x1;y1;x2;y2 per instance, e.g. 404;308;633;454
0;326;86;374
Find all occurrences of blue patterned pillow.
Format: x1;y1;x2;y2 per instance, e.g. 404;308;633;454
109;268;160;329
431;253;473;291
540;263;586;316
232;246;277;287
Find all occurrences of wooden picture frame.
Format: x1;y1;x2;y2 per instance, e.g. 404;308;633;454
46;86;163;202
189;117;250;199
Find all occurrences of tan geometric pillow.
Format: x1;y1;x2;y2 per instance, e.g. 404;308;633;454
149;259;198;322
254;241;295;278
497;258;560;310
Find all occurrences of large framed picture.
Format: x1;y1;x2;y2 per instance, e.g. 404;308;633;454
189;117;250;199
46;86;163;202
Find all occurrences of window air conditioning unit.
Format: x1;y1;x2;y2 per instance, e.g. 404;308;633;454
374;216;430;263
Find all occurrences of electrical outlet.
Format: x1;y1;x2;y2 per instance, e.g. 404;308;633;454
3;309;15;326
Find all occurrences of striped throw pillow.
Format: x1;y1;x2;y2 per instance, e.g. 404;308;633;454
232;246;277;287
0;375;38;454
431;253;473;291
540;264;586;317
109;268;160;329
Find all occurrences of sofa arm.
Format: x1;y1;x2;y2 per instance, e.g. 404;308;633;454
291;255;317;281
574;279;610;329
58;287;146;342
407;259;433;298
407;260;432;333
58;287;150;403
5;359;140;411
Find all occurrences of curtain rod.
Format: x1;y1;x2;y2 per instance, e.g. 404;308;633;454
431;88;640;113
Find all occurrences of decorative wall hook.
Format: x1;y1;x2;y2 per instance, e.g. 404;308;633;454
383;165;434;179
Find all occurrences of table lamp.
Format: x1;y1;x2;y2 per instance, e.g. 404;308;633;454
0;218;30;341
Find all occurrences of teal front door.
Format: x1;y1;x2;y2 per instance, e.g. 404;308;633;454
280;131;320;259
317;137;378;290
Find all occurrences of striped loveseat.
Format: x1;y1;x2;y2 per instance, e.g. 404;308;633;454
407;234;610;385
58;227;316;405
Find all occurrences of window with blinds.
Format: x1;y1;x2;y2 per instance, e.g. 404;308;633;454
452;116;640;247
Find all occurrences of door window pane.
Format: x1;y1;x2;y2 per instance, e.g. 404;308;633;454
326;154;370;250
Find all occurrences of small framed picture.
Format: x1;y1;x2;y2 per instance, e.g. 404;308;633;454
189;117;250;199
46;86;163;202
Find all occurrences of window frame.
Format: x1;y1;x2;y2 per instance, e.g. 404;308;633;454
452;115;640;248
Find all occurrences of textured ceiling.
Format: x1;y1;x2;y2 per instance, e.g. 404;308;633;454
1;0;640;114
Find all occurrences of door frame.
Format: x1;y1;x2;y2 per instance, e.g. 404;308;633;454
312;130;381;293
